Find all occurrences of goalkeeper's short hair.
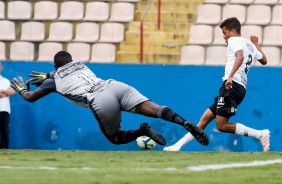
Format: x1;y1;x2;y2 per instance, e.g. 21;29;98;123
54;51;73;69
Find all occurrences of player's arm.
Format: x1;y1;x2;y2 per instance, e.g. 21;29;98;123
0;90;7;97
0;87;15;97
21;90;49;102
10;76;51;102
29;71;55;86
250;36;267;65
225;50;243;89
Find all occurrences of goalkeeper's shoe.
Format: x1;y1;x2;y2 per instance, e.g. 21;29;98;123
163;144;181;152
260;129;270;152
140;122;166;145
184;121;209;146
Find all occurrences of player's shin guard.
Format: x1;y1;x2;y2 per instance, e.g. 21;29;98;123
157;106;186;126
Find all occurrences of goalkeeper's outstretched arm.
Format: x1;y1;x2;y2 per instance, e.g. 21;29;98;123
10;76;52;102
20;90;49;102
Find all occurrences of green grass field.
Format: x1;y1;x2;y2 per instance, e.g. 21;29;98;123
0;150;281;184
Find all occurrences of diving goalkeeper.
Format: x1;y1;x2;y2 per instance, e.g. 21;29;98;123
10;51;209;147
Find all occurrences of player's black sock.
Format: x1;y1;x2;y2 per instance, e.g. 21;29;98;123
157;107;209;146
157;106;187;126
112;129;140;144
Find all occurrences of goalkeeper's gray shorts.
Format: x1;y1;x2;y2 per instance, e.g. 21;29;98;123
90;80;149;135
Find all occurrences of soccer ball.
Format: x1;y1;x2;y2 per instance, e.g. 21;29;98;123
136;136;157;150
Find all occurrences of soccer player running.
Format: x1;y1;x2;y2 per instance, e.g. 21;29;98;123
164;17;270;152
10;51;209;147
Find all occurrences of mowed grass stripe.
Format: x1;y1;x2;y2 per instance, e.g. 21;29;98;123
0;150;282;184
1;159;282;172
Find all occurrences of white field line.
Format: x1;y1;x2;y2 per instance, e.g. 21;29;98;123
0;166;98;171
0;159;281;172
187;159;282;171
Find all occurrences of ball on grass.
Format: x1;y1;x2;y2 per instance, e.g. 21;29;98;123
136;136;157;150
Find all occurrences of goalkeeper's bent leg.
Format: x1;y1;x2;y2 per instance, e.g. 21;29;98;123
107;129;141;145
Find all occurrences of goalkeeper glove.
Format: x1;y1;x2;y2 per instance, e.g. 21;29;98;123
29;71;54;86
10;77;28;96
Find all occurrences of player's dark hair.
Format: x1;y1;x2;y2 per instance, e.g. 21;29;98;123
54;51;73;69
220;17;241;35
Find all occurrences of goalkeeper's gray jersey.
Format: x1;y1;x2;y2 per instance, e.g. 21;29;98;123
39;61;149;135
54;61;111;107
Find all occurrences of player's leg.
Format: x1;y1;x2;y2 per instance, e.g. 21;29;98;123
137;101;209;146
216;115;270;152
116;82;165;145
0;112;9;149
216;81;270;151
163;83;229;151
90;83;140;145
91;81;165;145
234;122;270;152
216;115;263;137
163;108;215;151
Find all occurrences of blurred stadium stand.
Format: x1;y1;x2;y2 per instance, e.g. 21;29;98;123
183;0;282;66
0;0;281;66
37;42;63;61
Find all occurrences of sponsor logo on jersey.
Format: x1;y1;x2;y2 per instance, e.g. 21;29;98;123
58;62;85;78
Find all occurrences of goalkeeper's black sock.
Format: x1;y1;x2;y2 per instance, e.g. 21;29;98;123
157;106;188;126
157;107;209;146
113;129;140;144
